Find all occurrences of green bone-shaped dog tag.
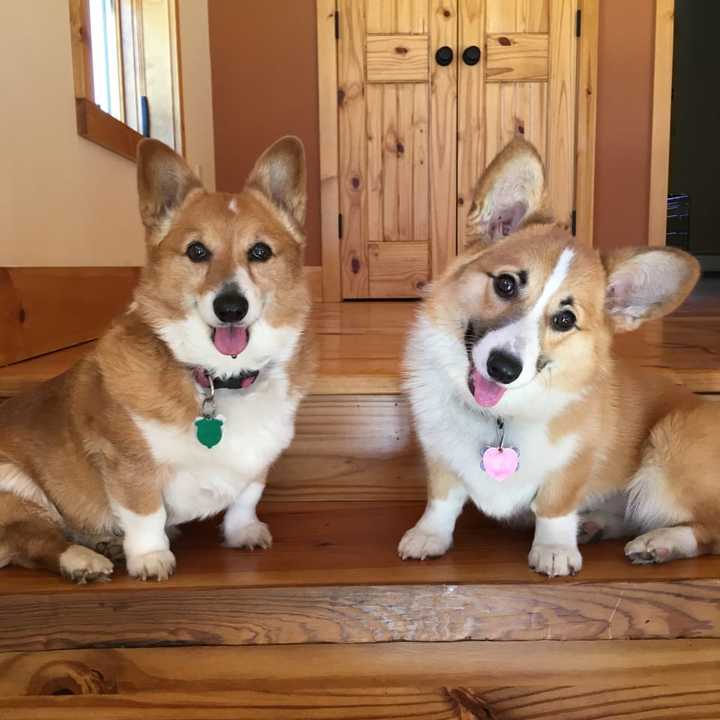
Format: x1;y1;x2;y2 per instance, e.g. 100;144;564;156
195;416;224;449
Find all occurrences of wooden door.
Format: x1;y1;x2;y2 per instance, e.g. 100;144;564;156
337;0;456;298
337;0;578;299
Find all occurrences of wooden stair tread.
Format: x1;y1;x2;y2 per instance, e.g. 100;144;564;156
4;503;720;595
2;503;720;652
1;302;720;396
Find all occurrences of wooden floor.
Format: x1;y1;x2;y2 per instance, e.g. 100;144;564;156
1;295;720;397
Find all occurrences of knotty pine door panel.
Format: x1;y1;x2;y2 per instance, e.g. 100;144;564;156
337;0;577;298
338;0;455;298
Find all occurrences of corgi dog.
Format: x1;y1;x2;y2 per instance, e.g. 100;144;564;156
0;136;313;582
399;137;718;576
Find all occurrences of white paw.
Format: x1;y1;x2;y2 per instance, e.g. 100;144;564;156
398;526;452;560
529;543;583;577
224;521;272;550
60;545;114;584
126;549;176;581
625;526;698;565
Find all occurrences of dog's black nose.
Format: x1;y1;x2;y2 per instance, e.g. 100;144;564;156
213;289;248;324
487;349;522;385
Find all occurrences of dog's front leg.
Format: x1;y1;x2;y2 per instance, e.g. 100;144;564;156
222;477;272;550
528;452;591;577
398;457;468;560
110;472;175;581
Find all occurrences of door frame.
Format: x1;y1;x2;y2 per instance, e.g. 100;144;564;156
647;0;674;248
316;0;600;302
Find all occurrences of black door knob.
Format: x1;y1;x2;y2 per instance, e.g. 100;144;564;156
462;45;481;66
435;46;454;66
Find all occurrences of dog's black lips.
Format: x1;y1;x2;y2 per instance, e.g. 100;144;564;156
465;322;484;396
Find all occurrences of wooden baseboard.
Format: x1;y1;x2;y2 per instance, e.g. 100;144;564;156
0;267;140;367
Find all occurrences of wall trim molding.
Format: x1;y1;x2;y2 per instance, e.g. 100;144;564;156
648;0;675;247
316;0;341;301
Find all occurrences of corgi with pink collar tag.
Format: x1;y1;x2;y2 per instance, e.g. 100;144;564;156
399;137;718;576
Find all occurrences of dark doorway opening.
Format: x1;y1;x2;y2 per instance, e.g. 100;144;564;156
668;0;720;277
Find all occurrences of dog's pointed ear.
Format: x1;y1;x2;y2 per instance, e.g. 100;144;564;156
137;139;204;241
603;247;700;333
465;137;548;246
246;136;307;227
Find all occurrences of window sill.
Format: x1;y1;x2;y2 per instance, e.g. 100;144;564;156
75;98;143;162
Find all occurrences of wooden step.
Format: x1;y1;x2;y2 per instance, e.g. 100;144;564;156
1;301;720;397
2;502;720;654
3;640;720;718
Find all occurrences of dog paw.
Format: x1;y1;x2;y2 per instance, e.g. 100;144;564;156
60;545;114;584
398;526;452;560
126;549;176;581
224;521;272;550
94;537;125;563
578;511;630;544
625;527;698;565
529;543;583;577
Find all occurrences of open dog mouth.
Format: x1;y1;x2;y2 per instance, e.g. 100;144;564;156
465;325;506;408
468;368;506;408
211;325;250;357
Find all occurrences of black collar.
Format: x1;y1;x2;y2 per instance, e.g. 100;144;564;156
213;370;259;390
193;367;259;391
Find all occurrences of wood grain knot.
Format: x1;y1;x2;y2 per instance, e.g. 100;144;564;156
395;46;409;55
28;661;117;697
351;257;361;274
337;88;346;106
444;687;498;719
351;176;361;190
498;36;512;46
443;8;451;17
18;307;26;324
415;280;427;290
396;142;405;155
457;197;465;206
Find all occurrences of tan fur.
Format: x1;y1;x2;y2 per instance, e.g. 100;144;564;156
427;456;464;501
0;136;314;581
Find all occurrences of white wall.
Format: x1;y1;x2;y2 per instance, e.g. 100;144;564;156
0;0;215;267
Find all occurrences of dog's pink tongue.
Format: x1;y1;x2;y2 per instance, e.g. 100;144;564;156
213;326;248;356
471;369;506;407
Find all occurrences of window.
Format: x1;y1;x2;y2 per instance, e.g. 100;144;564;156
69;0;183;160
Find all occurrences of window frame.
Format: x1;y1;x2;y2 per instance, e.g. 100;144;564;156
69;0;185;162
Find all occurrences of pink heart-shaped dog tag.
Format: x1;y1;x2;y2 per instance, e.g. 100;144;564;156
482;446;519;482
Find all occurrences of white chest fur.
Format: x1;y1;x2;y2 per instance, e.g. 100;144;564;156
406;318;579;520
133;368;299;526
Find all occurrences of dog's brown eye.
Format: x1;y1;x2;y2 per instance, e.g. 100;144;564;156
248;242;273;262
493;274;517;299
552;309;576;332
186;241;211;263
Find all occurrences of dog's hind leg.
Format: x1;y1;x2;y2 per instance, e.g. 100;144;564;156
624;402;720;565
578;493;635;544
0;490;113;582
625;523;718;564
